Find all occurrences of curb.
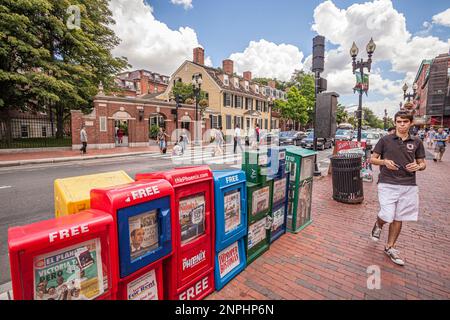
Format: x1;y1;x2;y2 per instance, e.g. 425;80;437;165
0;151;161;168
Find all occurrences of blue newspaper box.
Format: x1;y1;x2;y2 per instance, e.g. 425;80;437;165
270;171;288;243
212;170;247;290
267;146;287;179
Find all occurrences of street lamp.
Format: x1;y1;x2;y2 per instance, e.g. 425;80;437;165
383;108;388;130
192;73;203;145
350;38;376;142
402;83;418;102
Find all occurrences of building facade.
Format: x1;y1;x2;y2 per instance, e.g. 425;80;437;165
158;47;287;137
413;53;450;127
114;70;170;98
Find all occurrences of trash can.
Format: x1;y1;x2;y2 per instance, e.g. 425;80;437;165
330;154;364;204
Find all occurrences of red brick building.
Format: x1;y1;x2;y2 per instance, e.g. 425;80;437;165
114;70;170;98
71;93;209;150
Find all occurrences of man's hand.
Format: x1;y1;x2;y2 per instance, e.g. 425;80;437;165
405;162;421;172
384;159;399;171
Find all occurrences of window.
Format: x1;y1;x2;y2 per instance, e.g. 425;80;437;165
245;81;249;91
234;78;239;88
100;116;107;132
41;126;47;137
245;98;253;110
226;115;232;129
224;93;232;107
235;96;243;108
246;118;250;129
21;125;28;138
255;85;259;94
223;75;229;86
210;115;218;129
265;119;268;130
154;86;158;93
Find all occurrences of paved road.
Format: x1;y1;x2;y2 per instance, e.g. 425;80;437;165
0;145;333;286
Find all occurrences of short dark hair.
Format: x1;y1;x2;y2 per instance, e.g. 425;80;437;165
394;111;413;123
388;127;396;132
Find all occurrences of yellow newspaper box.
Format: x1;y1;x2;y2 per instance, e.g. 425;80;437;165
54;170;134;217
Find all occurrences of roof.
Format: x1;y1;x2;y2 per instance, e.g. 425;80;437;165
190;61;280;100
414;59;432;84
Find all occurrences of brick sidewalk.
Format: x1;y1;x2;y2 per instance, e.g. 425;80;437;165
208;150;450;300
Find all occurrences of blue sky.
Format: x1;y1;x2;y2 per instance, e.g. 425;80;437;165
110;0;450;116
151;0;450;65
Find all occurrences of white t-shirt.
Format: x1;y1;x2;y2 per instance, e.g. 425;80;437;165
234;128;241;137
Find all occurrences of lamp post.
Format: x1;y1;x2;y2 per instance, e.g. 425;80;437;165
383;108;388;131
191;73;203;145
350;38;376;142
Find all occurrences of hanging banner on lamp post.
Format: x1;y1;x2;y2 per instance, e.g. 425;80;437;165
353;71;369;95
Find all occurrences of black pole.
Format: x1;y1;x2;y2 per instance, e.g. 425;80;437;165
313;71;321;176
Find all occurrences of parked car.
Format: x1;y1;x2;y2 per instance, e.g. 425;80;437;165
300;132;333;150
352;131;382;147
279;131;306;146
334;129;354;142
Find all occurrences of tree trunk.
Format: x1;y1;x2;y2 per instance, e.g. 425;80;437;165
1;110;12;147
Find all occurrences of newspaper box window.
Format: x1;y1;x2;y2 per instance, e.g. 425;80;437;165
8;210;116;300
90;180;175;279
212;170;247;290
135;166;215;300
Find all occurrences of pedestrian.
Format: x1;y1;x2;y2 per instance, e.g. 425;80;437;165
214;126;224;156
157;127;169;154
418;128;425;141
233;124;243;154
117;128;124;144
80;125;88;155
180;129;189;154
433;127;448;162
426;127;436;149
369;110;426;266
172;142;183;156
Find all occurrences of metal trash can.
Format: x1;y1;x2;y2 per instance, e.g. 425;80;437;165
330;153;364;204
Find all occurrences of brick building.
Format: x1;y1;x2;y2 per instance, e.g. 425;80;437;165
114;70;170;98
71;92;206;150
413;53;450;127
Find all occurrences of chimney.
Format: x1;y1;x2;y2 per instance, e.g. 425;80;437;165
243;71;252;81
193;47;205;65
268;80;276;89
223;59;234;75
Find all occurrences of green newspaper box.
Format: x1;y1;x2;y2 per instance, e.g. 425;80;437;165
245;181;272;264
242;149;272;184
285;146;316;233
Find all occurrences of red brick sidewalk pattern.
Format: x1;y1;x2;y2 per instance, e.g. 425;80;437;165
208;150;450;300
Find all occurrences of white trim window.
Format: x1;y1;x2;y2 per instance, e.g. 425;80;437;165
255;84;259;94
223;74;229;86
245;81;249;91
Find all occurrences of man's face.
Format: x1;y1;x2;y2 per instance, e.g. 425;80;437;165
395;117;412;134
132;229;144;248
438;128;444;134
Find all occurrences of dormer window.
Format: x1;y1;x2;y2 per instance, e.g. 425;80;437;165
223;74;229;86
245;81;249;91
255;85;259;94
234;78;239;88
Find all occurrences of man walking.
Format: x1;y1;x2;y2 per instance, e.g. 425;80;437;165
234;124;243;154
370;111;426;266
433;127;448;162
80;125;88;155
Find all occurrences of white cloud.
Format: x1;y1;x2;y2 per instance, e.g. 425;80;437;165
109;0;201;75
171;0;193;10
229;39;304;81
204;56;213;67
311;0;450;101
432;8;450;27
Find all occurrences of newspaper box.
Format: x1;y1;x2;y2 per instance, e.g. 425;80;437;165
135;166;215;300
212;170;247;290
242;149;272;184
285;146;316;233
54;171;133;218
270;171;289;243
246;181;272;265
8;210;116;300
90;179;174;293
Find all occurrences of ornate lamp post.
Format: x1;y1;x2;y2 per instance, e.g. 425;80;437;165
191;73;203;145
350;38;376;142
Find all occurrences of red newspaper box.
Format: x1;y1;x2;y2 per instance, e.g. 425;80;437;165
8;210;116;300
90;179;175;300
136;166;215;300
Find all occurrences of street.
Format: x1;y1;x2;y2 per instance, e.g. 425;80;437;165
0;145;333;286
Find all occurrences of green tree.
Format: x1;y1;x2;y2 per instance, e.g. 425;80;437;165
274;86;309;128
172;81;207;103
0;0;129;138
362;107;384;129
336;104;348;124
291;71;315;126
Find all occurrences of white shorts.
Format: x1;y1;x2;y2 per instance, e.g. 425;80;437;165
377;183;419;223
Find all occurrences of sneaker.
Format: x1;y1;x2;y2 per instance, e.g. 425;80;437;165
371;222;382;241
384;247;405;266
